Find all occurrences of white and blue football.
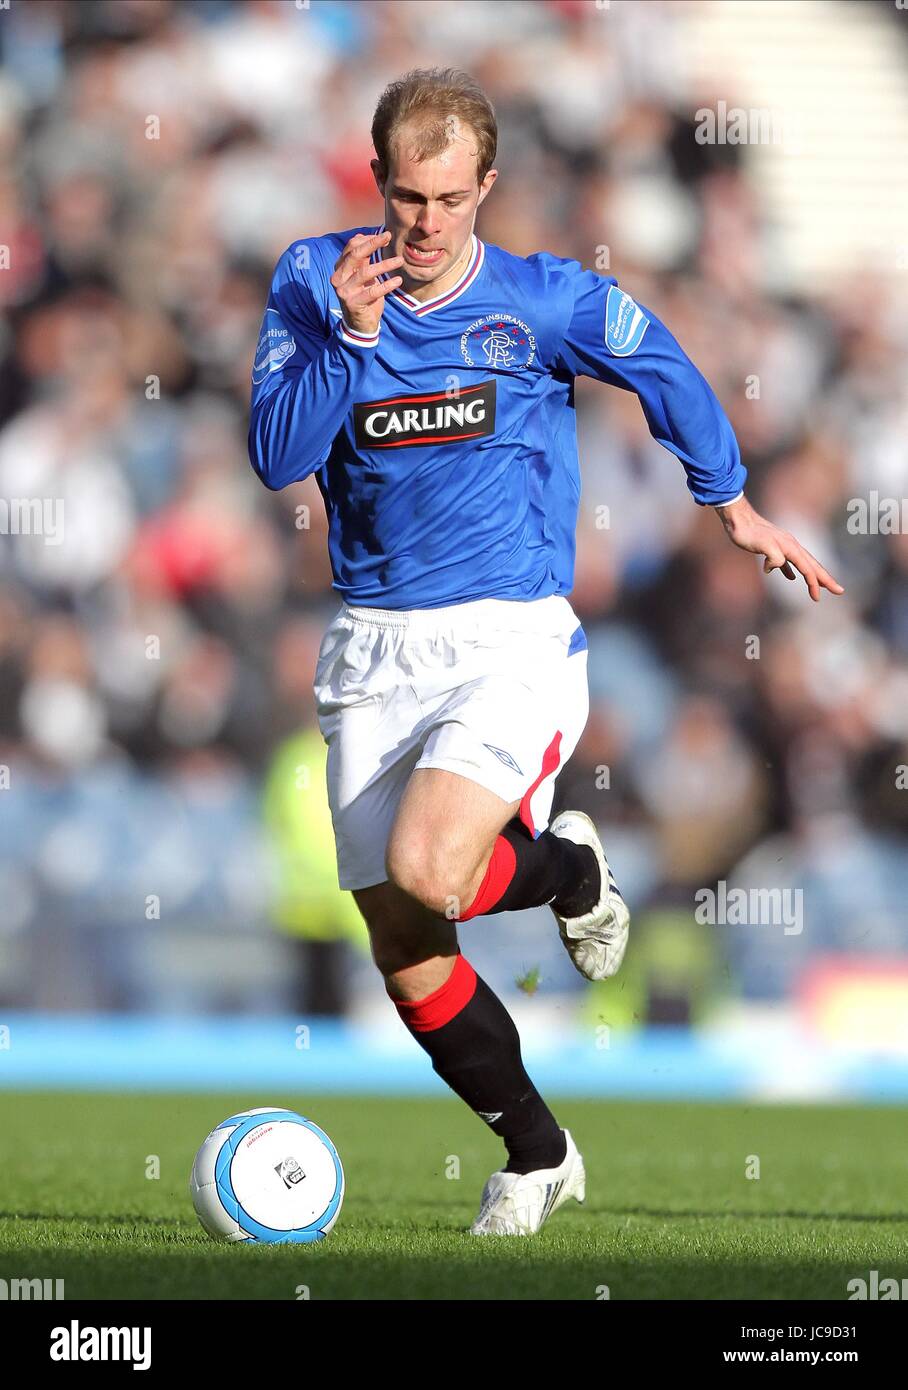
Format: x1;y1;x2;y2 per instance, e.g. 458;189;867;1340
190;1107;344;1244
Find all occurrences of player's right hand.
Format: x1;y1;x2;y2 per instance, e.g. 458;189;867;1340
331;231;403;336
716;495;844;601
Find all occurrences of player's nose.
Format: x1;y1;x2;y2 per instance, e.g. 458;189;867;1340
413;205;442;236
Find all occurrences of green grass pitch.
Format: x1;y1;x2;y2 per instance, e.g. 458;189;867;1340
1;1092;906;1300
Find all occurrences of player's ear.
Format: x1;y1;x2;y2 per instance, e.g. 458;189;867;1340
370;159;386;197
476;168;498;207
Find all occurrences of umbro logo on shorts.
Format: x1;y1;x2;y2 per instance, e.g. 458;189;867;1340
353;381;496;449
484;743;523;775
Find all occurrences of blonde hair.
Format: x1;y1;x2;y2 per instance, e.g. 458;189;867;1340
371;67;497;184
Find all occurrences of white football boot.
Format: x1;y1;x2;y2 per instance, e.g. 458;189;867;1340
470;1128;585;1236
549;810;630;981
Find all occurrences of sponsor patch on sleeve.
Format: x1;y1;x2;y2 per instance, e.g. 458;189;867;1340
251;308;297;385
604;284;650;357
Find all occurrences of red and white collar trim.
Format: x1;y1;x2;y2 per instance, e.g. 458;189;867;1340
371;228;485;316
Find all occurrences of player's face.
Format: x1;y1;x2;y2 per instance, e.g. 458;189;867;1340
372;118;497;296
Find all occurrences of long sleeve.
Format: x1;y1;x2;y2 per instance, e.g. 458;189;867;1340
248;242;380;490
550;261;746;506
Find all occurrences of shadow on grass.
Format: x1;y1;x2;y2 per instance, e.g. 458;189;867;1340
4;1243;908;1301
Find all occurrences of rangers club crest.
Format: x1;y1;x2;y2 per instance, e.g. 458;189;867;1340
461;314;537;370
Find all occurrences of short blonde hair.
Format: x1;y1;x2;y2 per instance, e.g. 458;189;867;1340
371;67;497;184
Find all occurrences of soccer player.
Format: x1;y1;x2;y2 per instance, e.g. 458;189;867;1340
249;69;843;1236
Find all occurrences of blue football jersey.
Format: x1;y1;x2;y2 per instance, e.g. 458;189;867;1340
248;224;746;609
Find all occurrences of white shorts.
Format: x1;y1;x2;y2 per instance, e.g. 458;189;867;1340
313;594;590;891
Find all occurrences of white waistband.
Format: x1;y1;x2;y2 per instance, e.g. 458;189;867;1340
339;594;571;634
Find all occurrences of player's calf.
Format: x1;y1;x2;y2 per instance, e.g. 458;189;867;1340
354;879;567;1178
353;880;455;996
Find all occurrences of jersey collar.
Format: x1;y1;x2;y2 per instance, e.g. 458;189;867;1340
370;226;485;316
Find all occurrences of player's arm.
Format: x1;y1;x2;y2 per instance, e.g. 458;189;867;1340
248;232;402;489
552;265;843;600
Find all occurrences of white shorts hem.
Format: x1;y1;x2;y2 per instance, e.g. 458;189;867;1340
413;755;518;806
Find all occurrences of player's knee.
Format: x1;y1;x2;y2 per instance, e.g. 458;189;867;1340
384;835;424;903
385;837;465;917
385;846;438;911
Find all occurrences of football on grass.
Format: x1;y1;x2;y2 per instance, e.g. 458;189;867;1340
190;1107;344;1243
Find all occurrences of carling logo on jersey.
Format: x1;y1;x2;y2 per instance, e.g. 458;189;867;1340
353;381;497;450
252;309;297;385
604;285;650;357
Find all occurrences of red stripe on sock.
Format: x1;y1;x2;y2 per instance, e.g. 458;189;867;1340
392;952;477;1032
519;730;563;837
456;833;517;921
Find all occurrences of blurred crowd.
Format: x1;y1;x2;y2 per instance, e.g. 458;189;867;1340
0;0;906;1013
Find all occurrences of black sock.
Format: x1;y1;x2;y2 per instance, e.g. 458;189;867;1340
393;954;567;1174
465;819;601;919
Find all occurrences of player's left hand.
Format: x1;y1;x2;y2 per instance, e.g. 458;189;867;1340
716;495;844;602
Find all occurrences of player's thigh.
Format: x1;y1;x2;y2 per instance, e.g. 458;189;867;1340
316;636;424;892
385;766;520;905
352;877;458;979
